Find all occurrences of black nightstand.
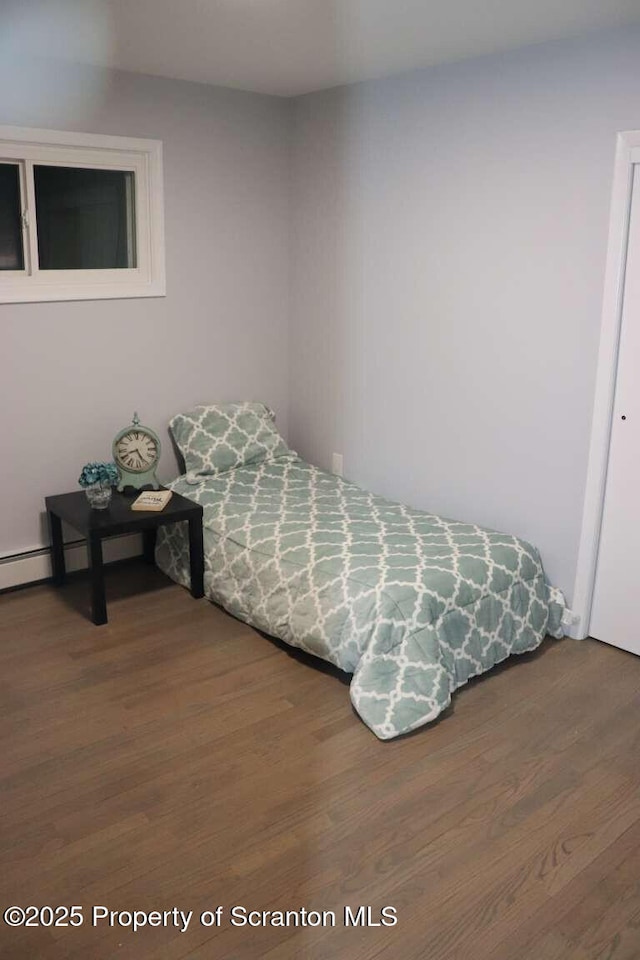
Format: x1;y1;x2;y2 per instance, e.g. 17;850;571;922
45;489;204;625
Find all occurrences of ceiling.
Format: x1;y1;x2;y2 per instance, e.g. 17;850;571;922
5;0;640;97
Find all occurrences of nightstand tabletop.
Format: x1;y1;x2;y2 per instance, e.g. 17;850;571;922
45;489;202;537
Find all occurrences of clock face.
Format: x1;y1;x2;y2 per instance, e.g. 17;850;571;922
115;430;159;473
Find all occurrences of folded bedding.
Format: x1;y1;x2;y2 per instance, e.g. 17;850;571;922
156;404;564;740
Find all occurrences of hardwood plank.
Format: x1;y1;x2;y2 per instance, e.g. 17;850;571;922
2;566;640;959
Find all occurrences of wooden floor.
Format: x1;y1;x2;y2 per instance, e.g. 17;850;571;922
2;563;640;960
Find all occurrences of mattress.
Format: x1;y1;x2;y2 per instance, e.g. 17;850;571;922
156;456;564;739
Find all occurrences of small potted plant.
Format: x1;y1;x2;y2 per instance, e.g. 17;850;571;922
78;461;119;509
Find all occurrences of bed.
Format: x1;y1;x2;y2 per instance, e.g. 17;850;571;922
156;402;565;740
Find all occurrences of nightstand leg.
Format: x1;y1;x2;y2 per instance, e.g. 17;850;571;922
188;516;204;599
87;534;107;625
143;528;157;565
48;512;66;585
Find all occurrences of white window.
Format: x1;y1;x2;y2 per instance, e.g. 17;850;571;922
0;126;165;303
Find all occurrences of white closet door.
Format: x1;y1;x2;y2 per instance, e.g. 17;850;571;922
590;164;640;654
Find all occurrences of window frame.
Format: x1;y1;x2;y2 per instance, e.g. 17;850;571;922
0;125;165;303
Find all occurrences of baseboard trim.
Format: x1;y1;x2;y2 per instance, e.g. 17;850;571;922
560;607;586;640
0;535;143;592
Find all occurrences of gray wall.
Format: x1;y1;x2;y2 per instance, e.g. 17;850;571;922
290;29;640;603
0;62;291;556
4;28;640;603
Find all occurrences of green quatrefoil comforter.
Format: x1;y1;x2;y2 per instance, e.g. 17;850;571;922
156;456;565;740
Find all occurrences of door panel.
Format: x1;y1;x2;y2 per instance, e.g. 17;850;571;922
590;165;640;654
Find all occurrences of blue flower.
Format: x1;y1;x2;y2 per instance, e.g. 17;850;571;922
78;461;119;488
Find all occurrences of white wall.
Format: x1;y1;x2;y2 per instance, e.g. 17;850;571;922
290;28;640;604
0;61;291;557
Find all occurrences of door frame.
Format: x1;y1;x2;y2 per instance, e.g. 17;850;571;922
572;130;640;639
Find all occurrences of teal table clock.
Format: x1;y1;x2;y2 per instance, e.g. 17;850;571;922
112;412;161;492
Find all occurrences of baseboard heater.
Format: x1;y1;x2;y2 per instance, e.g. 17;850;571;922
0;534;143;592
